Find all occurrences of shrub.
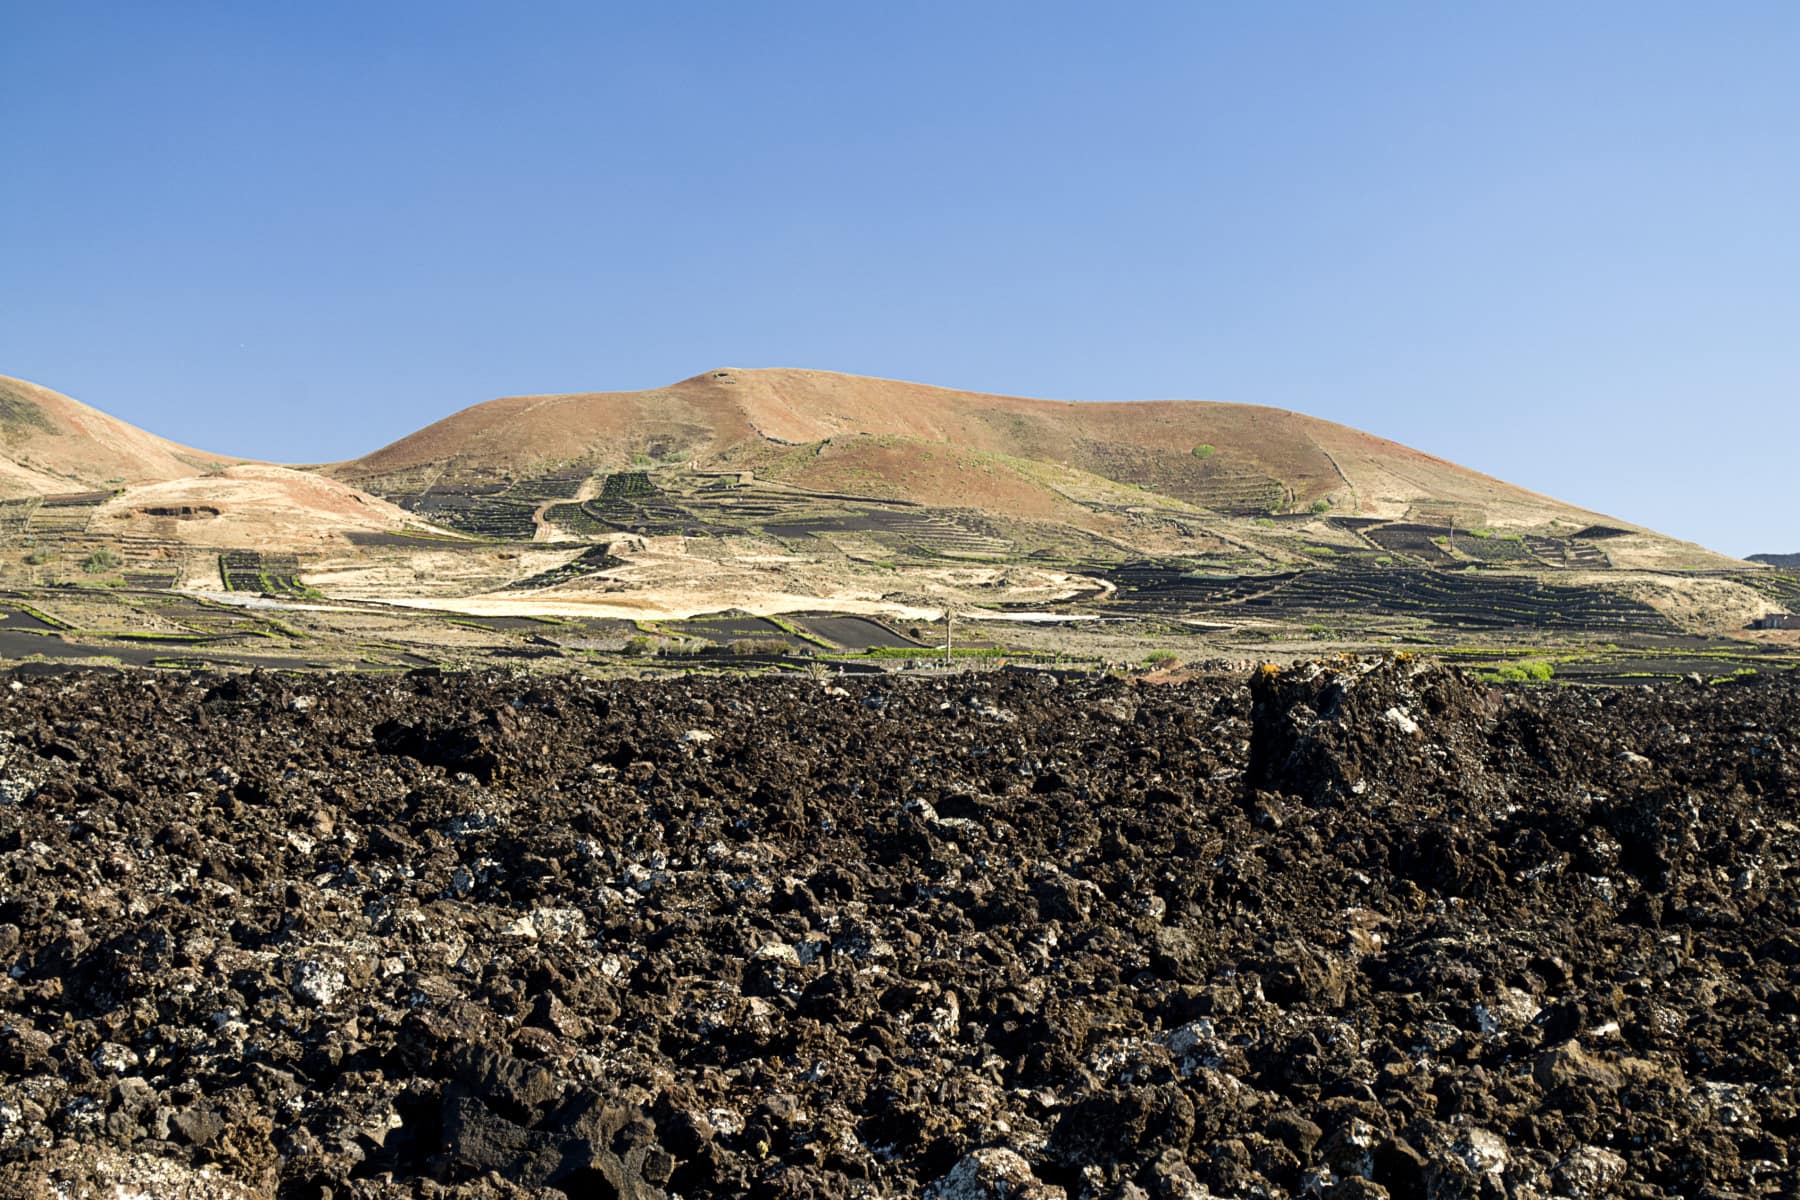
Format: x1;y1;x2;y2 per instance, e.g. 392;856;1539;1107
22;550;55;566
729;637;791;656
1144;650;1179;666
1191;444;1216;460
1309;499;1333;514
1493;660;1554;682
81;549;123;574
622;635;654;657
1469;527;1494;540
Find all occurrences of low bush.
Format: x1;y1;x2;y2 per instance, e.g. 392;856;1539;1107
1492;660;1554;682
728;637;791;656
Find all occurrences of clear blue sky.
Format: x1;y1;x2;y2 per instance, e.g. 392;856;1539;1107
4;3;1795;555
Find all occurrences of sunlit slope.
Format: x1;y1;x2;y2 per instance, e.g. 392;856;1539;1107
0;375;234;496
333;367;1635;529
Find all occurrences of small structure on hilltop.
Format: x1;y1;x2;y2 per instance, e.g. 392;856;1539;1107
1752;612;1799;630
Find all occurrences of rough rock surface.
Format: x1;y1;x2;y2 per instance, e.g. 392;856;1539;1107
0;659;1796;1198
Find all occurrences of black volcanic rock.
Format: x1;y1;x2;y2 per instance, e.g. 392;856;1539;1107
0;663;1796;1197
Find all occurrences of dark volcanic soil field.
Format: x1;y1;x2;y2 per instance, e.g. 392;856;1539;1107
1;662;1797;1199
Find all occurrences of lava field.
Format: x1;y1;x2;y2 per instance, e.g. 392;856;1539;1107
0;661;1797;1199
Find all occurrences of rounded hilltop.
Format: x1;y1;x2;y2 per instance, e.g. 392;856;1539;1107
329;366;1636;533
0;375;234;498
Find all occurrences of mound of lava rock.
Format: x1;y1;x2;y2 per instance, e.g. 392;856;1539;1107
0;659;1797;1199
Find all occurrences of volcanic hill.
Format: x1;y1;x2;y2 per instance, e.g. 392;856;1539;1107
334;367;1636;533
0;367;1792;670
0;374;233;497
0;376;447;577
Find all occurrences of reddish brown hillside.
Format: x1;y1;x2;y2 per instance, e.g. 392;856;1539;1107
332;367;1628;528
0;375;234;496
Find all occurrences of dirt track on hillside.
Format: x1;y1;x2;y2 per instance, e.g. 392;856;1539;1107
0;662;1796;1198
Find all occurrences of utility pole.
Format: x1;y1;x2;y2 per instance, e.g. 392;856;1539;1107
944;608;953;668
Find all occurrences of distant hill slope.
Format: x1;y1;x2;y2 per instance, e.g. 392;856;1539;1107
1751;553;1800;569
0;377;442;548
331;367;1631;531
0;368;1742;574
88;466;438;550
0;375;232;496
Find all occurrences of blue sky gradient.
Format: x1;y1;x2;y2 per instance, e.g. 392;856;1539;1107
3;3;1795;554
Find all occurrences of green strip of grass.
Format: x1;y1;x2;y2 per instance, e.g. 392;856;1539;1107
766;615;834;649
13;603;74;629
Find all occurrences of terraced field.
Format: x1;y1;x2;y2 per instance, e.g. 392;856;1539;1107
397;494;539;540
502;546;627;591
762;509;1010;557
1404;500;1487;528
1093;562;1672;633
541;502;612;537
1564;540;1610;567
343;531;489;549
1071;441;1291;515
544;479;881;540
599;470;656;501
1090;561;1292;611
1359;524;1452;562
62;456;1734;661
506;464;594;501
1742;569;1800;609
1242;568;1667;631
26;491;110;536
550;474;756;537
374;469;594;540
219;550;311;596
1452;533;1538;563
0;497;39;542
